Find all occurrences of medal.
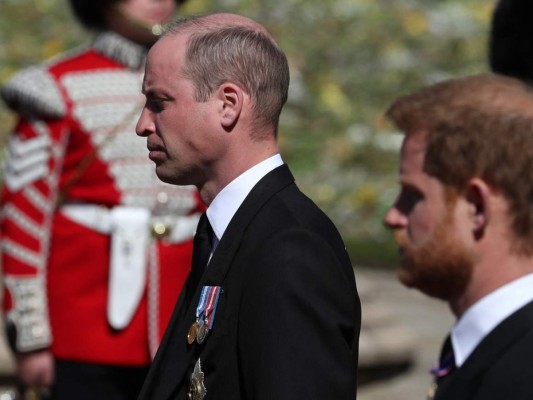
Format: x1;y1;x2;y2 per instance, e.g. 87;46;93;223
187;359;207;400
187;320;198;345
187;288;209;345
188;286;222;345
196;320;208;344
427;382;437;400
198;286;221;344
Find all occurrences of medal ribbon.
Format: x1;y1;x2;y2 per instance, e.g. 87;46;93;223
203;286;221;329
196;287;210;320
430;352;455;378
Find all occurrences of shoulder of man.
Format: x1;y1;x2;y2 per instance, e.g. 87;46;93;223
1;44;90;119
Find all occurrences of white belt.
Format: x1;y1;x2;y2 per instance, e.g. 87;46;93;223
60;204;200;330
60;204;200;244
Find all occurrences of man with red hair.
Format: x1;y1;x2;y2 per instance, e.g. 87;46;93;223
385;74;533;400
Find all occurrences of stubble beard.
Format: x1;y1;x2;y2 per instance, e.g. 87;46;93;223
394;211;475;301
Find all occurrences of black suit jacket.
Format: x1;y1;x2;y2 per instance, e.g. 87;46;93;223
138;165;360;400
434;299;533;400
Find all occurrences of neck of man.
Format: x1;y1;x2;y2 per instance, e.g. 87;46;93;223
198;141;280;206
450;250;533;318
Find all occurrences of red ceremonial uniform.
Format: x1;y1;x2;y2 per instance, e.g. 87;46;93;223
0;32;203;366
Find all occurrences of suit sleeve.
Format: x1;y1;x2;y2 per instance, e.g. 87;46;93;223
238;228;360;399
1;115;69;352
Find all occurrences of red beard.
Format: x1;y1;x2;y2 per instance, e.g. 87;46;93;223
394;212;475;301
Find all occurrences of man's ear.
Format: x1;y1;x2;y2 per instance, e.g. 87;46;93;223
465;178;491;239
217;83;243;130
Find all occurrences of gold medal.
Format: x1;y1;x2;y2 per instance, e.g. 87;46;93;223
187;321;198;345
196;322;209;344
427;382;437;400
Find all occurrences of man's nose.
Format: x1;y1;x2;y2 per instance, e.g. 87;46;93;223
136;107;153;137
383;206;407;229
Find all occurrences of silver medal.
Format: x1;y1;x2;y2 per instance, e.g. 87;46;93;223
187;359;207;400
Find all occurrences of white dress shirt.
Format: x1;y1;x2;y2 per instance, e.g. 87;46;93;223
451;272;533;367
206;154;284;242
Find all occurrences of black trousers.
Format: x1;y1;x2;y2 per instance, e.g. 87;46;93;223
48;360;149;400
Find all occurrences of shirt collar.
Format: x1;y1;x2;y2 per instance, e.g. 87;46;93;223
451;272;533;367
206;154;284;241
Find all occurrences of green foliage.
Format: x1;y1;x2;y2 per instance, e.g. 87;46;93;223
0;0;87;148
0;0;493;266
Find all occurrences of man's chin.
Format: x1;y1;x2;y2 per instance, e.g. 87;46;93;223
397;266;416;288
154;166;175;184
396;264;450;300
155;167;193;187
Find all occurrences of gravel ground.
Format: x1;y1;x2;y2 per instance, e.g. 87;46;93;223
356;267;454;400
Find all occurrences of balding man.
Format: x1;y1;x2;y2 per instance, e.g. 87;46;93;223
135;13;360;400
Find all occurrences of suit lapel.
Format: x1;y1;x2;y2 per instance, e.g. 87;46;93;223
149;164;295;400
435;300;533;400
202;164;294;285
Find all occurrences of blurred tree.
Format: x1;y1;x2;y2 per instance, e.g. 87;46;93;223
0;0;494;266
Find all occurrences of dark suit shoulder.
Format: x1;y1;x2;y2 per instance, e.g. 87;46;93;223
240;181;357;291
472;328;533;400
439;301;533;400
234;184;360;399
250;183;348;252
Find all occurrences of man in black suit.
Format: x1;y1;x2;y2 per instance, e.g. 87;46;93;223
384;73;533;400
135;12;360;400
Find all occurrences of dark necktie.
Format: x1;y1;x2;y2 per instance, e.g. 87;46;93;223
433;336;456;379
184;213;213;308
427;336;456;400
